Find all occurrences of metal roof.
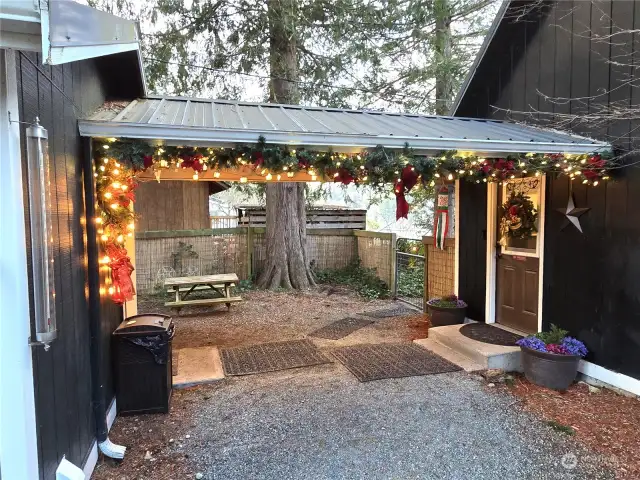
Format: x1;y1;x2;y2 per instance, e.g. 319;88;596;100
79;96;609;155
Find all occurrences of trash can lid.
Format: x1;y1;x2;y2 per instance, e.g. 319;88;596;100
114;314;172;335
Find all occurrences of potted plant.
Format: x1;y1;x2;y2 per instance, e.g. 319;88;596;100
516;325;588;391
426;294;467;326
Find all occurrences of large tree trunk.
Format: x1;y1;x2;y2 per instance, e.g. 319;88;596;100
434;0;453;116
257;0;316;289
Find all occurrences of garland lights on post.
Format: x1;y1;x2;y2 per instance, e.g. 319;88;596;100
94;147;138;304
93;136;613;303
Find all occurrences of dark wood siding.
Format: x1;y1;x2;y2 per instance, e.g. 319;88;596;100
455;0;640;380
457;181;487;321
16;51;123;478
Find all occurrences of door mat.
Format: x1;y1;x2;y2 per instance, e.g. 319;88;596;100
220;339;331;376
360;304;417;319
172;351;179;376
459;323;523;346
331;343;461;382
309;317;374;340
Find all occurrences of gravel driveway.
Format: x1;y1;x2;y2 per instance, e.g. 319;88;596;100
100;361;614;480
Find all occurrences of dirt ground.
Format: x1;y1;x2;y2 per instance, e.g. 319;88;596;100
500;374;640;479
138;287;430;350
95;288;430;479
93;289;635;479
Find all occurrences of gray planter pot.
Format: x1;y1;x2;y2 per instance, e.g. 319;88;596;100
427;304;466;326
520;346;580;391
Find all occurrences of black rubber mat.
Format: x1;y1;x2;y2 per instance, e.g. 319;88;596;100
360;304;417;319
459;323;523;346
309;317;374;340
332;343;461;382
220;339;331;376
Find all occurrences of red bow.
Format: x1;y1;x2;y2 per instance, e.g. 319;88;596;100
401;165;419;191
334;168;354;185
252;151;264;169
143;155;154;170
395;180;410;220
105;243;136;304
583;154;606;180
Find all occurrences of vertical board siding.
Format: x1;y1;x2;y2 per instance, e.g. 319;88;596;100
135;181;211;231
16;52;118;478
455;0;640;379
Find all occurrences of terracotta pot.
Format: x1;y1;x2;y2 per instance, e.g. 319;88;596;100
427;304;466;326
520;346;580;391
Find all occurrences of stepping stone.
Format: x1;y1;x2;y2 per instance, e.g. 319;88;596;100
173;346;225;388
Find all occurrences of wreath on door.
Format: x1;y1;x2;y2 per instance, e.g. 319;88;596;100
500;192;538;240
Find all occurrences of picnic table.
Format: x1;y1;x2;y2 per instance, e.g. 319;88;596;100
164;273;242;312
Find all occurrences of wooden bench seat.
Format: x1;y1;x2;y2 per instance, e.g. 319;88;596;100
166;284;235;293
164;296;242;308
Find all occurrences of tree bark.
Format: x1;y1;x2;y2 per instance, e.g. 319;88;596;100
257;0;315;289
434;0;453;116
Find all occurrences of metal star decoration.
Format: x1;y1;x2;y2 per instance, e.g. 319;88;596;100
556;195;590;233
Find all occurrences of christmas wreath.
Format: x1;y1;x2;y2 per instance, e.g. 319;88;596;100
500;192;538;240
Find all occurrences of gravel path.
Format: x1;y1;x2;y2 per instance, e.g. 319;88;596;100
96;292;615;479
139;364;613;480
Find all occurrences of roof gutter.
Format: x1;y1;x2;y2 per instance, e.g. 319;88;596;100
78;120;609;156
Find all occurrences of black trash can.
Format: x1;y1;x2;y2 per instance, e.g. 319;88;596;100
112;313;174;415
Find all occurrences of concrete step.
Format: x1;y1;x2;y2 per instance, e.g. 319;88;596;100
413;338;484;372
427;324;523;372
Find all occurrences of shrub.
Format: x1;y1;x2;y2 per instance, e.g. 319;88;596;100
314;261;390;300
397;266;424;298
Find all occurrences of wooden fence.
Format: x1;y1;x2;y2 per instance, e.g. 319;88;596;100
135;228;376;293
238;207;367;229
355;230;396;289
422;236;456;300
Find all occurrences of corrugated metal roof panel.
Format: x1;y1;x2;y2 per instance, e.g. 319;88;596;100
80;96;610;155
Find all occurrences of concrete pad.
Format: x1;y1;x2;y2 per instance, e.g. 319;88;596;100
428;324;523;372
413;338;484;372
173;346;225;388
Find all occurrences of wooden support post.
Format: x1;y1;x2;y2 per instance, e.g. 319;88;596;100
390;232;397;296
423;238;429;312
246;226;253;280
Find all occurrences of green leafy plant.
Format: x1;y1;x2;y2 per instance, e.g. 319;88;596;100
535;324;569;345
546;420;575;436
314;261;390;300
397;266;424;298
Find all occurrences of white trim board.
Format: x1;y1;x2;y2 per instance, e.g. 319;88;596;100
0;48;40;480
484;183;498;324
579;361;640;397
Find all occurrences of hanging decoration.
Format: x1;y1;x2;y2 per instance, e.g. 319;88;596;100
434;187;450;250
94;149;138;304
556;194;590;233
499;192;539;243
94;136;615;303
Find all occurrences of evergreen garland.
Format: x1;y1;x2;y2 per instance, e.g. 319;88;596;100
95;136;614;188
